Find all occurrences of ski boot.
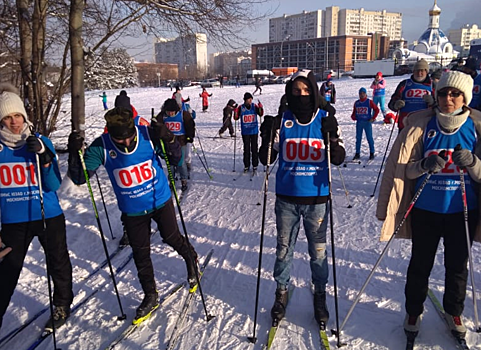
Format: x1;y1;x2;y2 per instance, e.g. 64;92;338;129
44;306;70;333
134;292;159;324
369;153;375;160
244;167;249;173
271;288;288;325
119;227;130;247
181;179;188;192
352;153;360;161
445;313;467;338
313;290;329;325
185;257;200;290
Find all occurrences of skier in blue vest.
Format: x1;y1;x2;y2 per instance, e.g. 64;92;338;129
457;57;481;111
370;71;386;119
377;71;481;340
233;92;264;173
351;87;379;161
0;84;73;332
67;107;199;323
259;69;345;326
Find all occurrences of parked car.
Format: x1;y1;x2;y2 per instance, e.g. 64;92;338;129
200;78;221;88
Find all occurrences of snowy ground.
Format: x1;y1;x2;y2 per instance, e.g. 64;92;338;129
1;76;481;350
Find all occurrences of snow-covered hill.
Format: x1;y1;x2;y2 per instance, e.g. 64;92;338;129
1;76;481;350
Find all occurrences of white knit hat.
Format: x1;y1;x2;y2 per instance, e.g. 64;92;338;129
0;83;28;121
435;70;473;106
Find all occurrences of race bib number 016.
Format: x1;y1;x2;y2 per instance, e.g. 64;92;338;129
283;138;325;163
0;162;37;188
113;160;156;188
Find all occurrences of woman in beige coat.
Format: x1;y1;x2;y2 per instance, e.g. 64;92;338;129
376;71;481;340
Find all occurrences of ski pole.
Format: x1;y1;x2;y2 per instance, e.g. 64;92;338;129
325;132;345;347
248;119;275;344
455;144;481;332
336;166;352;208
196;132;211;173
35;152;61;350
371;112;398;198
336;171;434;335
233;119;237;173
192;142;213;179
256;158;279;206
95;173;115;240
78;150;127;321
159;139;214;322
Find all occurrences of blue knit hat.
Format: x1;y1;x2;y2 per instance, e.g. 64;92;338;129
359;87;367;94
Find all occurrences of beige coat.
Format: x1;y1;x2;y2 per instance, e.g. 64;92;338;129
376;107;481;242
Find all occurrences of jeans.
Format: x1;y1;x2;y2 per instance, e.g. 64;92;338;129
373;95;386;116
356;120;375;154
171;145;188;180
273;197;329;292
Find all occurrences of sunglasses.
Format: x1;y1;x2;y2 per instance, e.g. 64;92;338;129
437;91;463;98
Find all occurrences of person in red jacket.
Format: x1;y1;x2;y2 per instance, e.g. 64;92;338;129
351;87;379;161
199;88;213;112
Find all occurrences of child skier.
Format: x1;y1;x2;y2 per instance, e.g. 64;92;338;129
351;87;379;161
199;88;212;112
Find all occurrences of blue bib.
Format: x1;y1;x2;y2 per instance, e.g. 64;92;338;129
101;126;171;214
373;79;385;96
415;116;478;213
469;74;481;109
276;109;329;197
240;104;259;135
163;111;185;136
354;99;373;121
0;136;63;223
401;79;432;114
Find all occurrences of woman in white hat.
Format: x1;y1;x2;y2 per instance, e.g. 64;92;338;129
0;83;73;332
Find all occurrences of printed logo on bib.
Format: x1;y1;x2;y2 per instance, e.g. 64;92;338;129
0;162;37;188
406;89;429;98
284;120;294;128
425;148;467;175
0;144;3;152
165;121;182;132
283;138;325;163
109;150;117;159
243;114;255;123
427;129;437;139
113;160;156;188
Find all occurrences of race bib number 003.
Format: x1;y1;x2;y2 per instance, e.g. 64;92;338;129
113;160;156;188
283;138;325;163
0;162;37;188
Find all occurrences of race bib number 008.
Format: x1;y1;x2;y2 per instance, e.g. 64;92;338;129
283;138;325;163
113;160;156;188
0;162;37;188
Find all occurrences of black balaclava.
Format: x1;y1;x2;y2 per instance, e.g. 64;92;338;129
285;69;320;124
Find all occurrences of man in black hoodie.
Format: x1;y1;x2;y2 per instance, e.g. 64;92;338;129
259;69;345;327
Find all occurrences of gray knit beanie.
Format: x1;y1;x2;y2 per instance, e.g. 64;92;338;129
413;59;429;72
0;83;28;122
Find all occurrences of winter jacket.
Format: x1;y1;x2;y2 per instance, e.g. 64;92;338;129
370;78;386;96
199;91;212;107
376;107;481;243
319;82;336;104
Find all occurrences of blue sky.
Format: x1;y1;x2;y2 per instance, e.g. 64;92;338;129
125;0;481;61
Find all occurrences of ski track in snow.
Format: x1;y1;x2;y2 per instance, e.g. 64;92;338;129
1;77;481;350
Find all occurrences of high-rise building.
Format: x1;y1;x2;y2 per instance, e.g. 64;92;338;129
449;24;481;57
210;51;251;77
269;7;402;43
154;33;207;79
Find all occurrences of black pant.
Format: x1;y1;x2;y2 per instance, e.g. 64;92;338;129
405;208;477;317
242;134;259;168
219;117;234;136
123;200;197;294
0;214;73;329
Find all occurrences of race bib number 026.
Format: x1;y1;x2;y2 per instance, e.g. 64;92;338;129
113;160;156;188
283;138;325;163
0;162;37;188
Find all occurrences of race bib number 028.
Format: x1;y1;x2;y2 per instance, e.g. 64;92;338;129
283;138;325;163
113;160;156;188
0;162;37;188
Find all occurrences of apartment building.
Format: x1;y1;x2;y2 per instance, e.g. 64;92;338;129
449;24;481;57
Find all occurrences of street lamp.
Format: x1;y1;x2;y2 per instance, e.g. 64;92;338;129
156;72;161;87
280;34;292;68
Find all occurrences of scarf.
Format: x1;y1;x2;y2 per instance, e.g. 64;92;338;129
0;121;32;148
435;106;469;132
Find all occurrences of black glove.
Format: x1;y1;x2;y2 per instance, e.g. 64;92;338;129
26;136;44;154
260;115;274;138
68;132;84;152
422;153;446;173
321;115;338;137
452;145;476;168
151;117;174;143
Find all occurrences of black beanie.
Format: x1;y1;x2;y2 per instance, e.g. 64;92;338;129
227;99;237;108
105;107;135;139
243;92;253;101
164;98;180;112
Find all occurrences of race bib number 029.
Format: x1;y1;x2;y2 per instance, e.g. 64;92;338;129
283;138;325;163
165;121;181;132
113;160;156;188
0;162;37;188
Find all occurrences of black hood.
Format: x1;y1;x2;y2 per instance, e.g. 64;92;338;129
285;69;320;113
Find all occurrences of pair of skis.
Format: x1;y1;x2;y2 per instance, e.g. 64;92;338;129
343;157;374;168
405;289;470;350
262;287;331;350
105;249;213;350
